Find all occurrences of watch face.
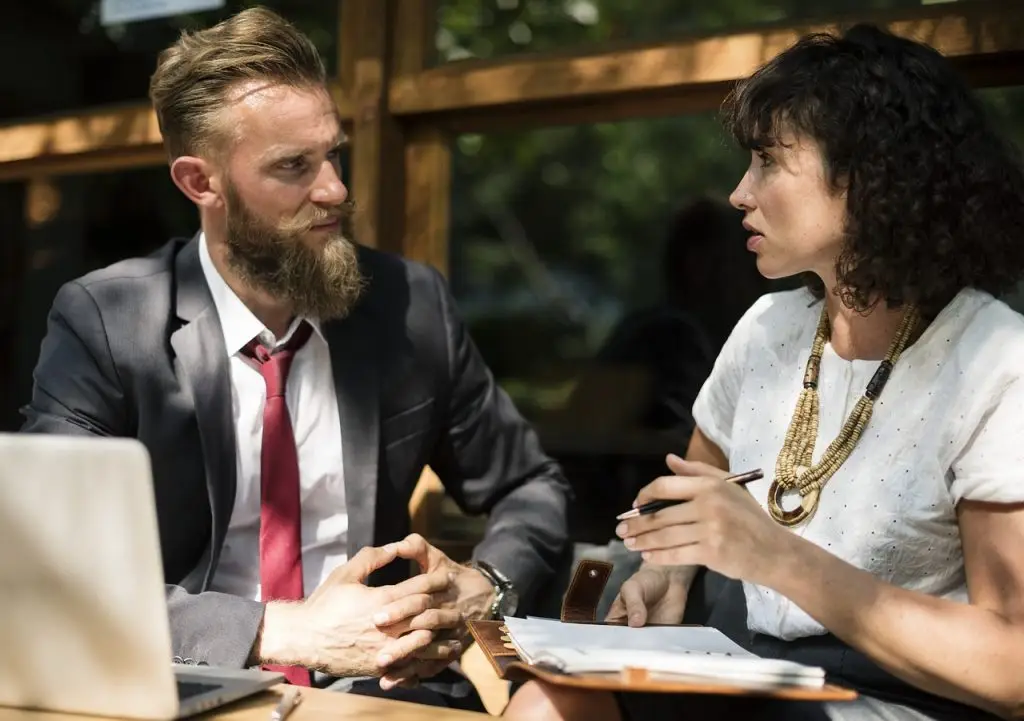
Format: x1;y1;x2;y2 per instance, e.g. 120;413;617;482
498;587;519;618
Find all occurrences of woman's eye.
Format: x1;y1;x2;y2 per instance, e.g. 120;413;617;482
756;152;774;168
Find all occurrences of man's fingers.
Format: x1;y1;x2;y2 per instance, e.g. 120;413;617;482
407;607;463;632
376;632;461;669
380;659;450;691
380;670;420;691
391;533;433;572
380;676;418;691
379;660;421;690
372;593;432;630
375;603;462;637
413;640;463;661
336;544;398;582
384;568;452;602
376;629;433;668
619;581;648;627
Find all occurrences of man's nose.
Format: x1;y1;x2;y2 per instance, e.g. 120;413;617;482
310;161;348;206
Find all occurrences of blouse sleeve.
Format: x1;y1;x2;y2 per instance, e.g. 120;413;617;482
950;375;1024;504
691;296;770;460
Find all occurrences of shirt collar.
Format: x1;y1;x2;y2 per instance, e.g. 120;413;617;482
197;232;324;356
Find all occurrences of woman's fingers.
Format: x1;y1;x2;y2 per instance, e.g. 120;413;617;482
616;497;699;539
624;523;704;553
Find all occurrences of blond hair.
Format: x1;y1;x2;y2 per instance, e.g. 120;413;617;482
149;6;326;159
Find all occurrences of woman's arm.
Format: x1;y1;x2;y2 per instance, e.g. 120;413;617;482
761;500;1024;718
605;429;728;626
621;462;1024;718
685;426;729;469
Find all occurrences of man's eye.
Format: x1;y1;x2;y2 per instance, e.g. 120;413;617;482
756;152;774;168
280;158;306;171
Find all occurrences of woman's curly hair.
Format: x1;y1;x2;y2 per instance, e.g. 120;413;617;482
722;23;1024;317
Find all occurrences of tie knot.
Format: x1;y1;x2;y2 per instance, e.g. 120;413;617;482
243;321;314;398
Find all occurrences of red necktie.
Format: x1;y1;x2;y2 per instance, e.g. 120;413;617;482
243;321;313;686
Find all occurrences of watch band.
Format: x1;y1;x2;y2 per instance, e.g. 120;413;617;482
469;560;515;619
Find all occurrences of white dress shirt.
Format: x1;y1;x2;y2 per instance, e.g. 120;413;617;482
198;234;349;601
693;287;1024;646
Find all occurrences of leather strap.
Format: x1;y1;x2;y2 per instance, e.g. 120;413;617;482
560;559;612;623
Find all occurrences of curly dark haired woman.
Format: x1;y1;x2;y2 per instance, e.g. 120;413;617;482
503;22;1024;721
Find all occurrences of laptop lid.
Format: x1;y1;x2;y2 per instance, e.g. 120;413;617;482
0;433;180;719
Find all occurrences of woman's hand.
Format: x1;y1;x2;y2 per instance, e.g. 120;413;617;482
615;454;792;586
604;564;692;627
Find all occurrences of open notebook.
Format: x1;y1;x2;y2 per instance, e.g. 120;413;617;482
502;616;826;689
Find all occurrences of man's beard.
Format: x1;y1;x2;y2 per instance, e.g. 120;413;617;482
222;183;366;321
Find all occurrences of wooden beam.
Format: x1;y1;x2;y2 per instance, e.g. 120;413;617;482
0;89;354;182
427;82;734;134
385;0;451;542
0;146;167;182
340;0;402;251
402;127;451;274
389;2;1024;124
0;104;161;166
391;0;437;79
425;48;1024;133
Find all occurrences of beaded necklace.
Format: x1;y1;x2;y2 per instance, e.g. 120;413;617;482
768;304;920;526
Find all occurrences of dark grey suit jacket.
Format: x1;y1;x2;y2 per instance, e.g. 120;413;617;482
21;235;571;668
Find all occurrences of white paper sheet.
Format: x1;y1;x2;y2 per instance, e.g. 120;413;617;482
502;616;825;687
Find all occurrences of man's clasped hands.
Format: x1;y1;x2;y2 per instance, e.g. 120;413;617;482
252;533;497;689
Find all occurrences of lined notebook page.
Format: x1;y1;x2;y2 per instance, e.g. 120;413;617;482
502;617;825;687
505;616;754;660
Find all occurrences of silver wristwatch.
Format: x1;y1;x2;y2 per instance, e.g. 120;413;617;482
468;560;519;620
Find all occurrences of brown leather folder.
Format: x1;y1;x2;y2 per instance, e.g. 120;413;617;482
466;560;858;701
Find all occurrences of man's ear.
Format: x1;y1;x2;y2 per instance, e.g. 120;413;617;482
170;156;223;209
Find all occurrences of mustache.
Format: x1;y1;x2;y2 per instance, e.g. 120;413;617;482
278;200;356;235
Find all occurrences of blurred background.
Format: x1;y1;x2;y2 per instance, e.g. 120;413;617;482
3;0;1024;556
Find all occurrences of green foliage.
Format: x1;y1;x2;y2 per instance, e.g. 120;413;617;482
436;0;924;63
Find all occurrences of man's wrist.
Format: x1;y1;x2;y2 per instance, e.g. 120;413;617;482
467;560;518;619
252;601;310;667
453;565;497;621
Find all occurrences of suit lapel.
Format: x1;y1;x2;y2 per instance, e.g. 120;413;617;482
169;237;237;589
323;307;380;558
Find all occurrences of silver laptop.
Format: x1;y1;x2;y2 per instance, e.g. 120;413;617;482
0;433;283;719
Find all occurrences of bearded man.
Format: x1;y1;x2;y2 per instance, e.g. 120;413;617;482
20;7;570;713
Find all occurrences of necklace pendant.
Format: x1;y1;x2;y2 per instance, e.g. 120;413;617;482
767;480;820;527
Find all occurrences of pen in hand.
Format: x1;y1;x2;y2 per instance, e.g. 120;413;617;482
615;468;764;521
